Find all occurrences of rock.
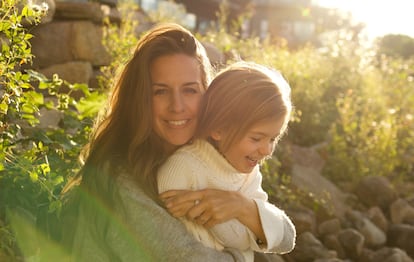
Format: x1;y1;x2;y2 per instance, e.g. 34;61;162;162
286;206;316;235
367;206;389;232
31;21;110;68
314;259;345;262
372;247;413;262
322;234;346;259
354;176;398;210
38;108;63;130
202;41;225;66
346;210;386;247
290;145;348;218
390;198;414;225
31;21;74;68
288;232;337;262
40;61;93;85
318;218;342;236
54;1;104;23
359;248;375;262
254;252;285;262
290;144;326;172
337;228;364;260
358;218;386;247
387;224;414;258
70;21;111;66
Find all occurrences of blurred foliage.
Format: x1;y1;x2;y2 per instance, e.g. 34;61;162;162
197;1;414;205
376;34;414;59
1;0;414;260
99;0;140;90
0;0;104;259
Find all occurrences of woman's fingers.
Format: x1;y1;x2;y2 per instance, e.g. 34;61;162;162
159;189;249;227
160;190;204;218
160;190;202;206
165;201;194;217
160;189;193;201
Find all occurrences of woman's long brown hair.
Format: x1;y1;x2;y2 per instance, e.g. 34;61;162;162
61;23;212;254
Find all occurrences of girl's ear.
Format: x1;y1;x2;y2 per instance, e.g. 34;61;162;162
210;130;222;141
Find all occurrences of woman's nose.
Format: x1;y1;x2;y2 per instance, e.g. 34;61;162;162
169;93;185;113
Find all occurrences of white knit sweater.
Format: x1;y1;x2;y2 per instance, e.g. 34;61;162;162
158;139;296;262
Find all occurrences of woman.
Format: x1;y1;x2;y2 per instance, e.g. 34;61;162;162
62;23;244;261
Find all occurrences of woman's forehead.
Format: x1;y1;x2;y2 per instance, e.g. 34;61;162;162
150;54;201;84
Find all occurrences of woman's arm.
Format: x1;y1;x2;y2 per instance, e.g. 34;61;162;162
110;175;244;261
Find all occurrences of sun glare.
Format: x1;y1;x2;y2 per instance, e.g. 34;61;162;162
314;0;414;39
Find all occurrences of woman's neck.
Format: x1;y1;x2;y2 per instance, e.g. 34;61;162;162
163;143;180;156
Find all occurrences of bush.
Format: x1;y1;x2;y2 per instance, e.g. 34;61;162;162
0;0;104;259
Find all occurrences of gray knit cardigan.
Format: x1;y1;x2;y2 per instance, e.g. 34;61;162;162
70;173;244;262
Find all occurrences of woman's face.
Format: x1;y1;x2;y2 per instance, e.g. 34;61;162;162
151;54;204;152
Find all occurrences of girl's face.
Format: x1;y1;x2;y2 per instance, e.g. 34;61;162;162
213;118;285;173
151;54;204;152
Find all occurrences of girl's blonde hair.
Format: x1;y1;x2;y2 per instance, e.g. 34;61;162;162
195;61;292;152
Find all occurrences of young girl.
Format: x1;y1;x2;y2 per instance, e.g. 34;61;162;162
158;61;296;261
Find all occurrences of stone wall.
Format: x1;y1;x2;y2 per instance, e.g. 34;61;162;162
29;0;224;89
30;0;129;89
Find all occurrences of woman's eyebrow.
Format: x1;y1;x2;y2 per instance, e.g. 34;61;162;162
182;81;201;86
151;82;169;87
152;82;200;87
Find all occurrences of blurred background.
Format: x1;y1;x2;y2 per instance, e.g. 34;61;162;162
1;0;414;261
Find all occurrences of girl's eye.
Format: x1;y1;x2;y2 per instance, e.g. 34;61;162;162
250;137;261;142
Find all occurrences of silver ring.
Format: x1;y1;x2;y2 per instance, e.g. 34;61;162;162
194;199;200;206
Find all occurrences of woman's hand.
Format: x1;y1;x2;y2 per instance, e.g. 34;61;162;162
160;188;266;243
160;189;255;228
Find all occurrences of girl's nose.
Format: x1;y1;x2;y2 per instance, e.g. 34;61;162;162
259;142;273;157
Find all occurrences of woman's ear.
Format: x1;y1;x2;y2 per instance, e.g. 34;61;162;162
210;130;222;141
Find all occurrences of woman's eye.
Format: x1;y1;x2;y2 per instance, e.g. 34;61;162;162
250;137;260;142
154;89;167;96
184;87;199;94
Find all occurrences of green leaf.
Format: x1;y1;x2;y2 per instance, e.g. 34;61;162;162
0;21;11;31
52;176;64;186
29;171;38;182
21;103;35;114
25;90;44;105
72;83;91;96
0;102;8;114
48;200;62;213
76;92;107;119
40;163;50;175
21;6;29;18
